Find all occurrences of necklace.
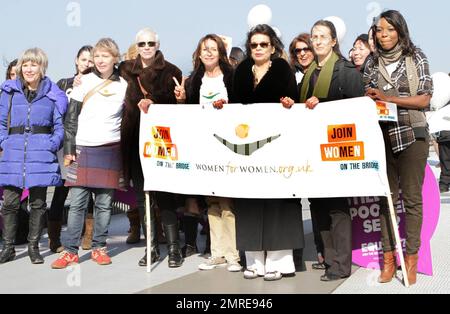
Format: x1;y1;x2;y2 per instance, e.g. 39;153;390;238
252;61;272;87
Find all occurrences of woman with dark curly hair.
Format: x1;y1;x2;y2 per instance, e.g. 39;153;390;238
231;24;304;281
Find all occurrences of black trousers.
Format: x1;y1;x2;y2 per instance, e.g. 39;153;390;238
130;152;179;227
439;140;450;187
310;197;352;277
308;198;325;257
1;186;47;245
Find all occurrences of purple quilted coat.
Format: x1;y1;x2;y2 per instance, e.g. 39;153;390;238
0;78;67;188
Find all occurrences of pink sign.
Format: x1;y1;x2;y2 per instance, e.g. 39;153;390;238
351;164;440;276
114;188;138;209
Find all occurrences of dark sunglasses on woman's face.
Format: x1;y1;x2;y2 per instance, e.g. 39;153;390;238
250;42;271;50
294;47;312;55
137;41;157;48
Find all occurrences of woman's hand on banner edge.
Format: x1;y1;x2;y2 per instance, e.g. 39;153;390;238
213;99;227;109
305;96;320;110
138;98;154;114
280;97;295;109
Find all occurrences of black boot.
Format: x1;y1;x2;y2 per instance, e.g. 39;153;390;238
27;208;45;264
28;243;44;264
138;246;161;267
164;223;184;268
15;201;29;245
181;215;199;257
138;205;160;266
0;210;18;264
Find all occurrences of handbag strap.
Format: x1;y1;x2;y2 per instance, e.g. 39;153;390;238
82;79;113;108
137;77;151;99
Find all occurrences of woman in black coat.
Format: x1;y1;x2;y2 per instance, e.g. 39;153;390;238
231;24;304;281
283;20;364;282
119;28;184;269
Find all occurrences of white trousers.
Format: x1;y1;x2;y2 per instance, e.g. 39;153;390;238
245;250;295;275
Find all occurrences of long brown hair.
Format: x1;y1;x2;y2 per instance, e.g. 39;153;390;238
192;34;230;73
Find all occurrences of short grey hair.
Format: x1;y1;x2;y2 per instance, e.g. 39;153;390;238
16;48;48;80
135;28;160;43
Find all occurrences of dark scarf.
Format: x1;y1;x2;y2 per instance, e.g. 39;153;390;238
379;43;403;65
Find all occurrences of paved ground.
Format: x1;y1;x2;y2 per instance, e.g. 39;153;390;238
0;150;448;294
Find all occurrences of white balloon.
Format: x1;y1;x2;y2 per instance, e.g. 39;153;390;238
428;105;450;133
324;16;347;43
430;72;450;111
247;4;273;29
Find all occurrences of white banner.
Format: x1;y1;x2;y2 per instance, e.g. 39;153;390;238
376;100;398;122
139;97;389;199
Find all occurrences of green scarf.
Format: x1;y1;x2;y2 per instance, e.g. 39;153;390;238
300;52;340;103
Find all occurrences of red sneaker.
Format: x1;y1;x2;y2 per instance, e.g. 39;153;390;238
51;251;79;269
91;248;112;265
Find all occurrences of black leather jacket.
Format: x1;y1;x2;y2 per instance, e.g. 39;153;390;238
63;98;83;156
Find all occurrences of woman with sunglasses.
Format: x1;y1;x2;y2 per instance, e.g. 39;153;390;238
288;33;315;84
229;24;304;281
51;38;127;269
282;20;364;282
288;32;326;271
119;28;184;268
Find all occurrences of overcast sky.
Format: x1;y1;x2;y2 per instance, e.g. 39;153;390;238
1;0;448;81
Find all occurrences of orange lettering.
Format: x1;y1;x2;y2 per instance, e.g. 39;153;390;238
327;124;357;143
321;142;365;161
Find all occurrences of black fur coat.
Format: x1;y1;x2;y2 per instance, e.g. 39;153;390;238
233;57;298;104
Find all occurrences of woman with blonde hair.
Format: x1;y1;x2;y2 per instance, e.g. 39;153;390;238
52;38;128;269
0;48;67;264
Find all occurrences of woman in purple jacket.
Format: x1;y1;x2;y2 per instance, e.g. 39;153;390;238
0;48;67;264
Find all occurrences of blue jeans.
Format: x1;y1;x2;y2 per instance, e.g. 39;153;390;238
65;187;114;254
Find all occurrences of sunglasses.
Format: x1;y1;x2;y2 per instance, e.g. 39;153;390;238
294;47;312;54
137;41;157;48
250;42;271;50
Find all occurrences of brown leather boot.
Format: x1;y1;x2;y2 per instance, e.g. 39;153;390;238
81;214;94;250
378;251;397;283
47;221;64;253
405;253;419;285
126;209;141;244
